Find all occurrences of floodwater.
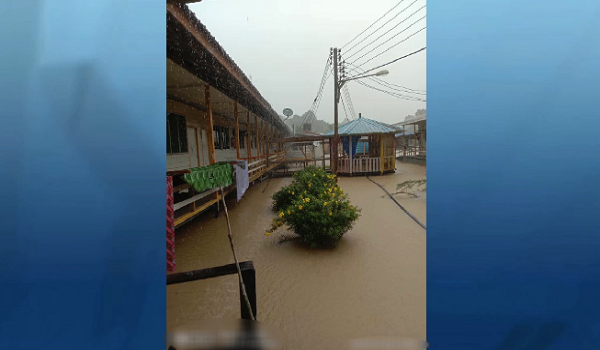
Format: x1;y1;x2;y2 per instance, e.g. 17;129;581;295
167;160;426;349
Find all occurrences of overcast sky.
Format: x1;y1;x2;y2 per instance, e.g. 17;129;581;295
190;0;426;125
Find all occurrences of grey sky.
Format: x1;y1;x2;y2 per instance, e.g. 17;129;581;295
190;0;426;125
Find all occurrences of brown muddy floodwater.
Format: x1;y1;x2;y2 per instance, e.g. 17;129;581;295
167;161;426;349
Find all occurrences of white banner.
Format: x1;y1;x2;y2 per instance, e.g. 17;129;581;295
236;160;249;202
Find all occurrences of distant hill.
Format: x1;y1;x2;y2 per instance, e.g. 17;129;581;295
284;110;333;134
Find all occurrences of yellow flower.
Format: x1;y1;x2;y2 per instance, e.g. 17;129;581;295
299;205;303;210
324;202;328;206
288;191;290;194
279;212;284;218
329;212;332;216
305;198;310;203
313;174;315;177
292;191;294;195
265;232;271;236
287;210;291;215
308;183;312;187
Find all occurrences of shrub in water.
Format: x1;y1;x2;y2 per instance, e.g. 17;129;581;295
267;166;361;248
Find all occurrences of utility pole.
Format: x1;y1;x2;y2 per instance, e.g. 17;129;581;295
332;47;339;177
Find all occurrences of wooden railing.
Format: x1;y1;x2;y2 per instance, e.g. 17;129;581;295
167;261;257;321
172;151;286;228
397;145;426;157
338;157;381;174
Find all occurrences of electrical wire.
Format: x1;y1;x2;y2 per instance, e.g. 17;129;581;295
356;80;426;102
353;29;426;69
345;1;425;59
357;46;426;75
350;19;426;66
300;56;332;127
340;94;350;120
342;85;357;119
347;63;426;95
340;0;407;50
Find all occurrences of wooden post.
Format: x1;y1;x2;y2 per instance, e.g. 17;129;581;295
195;127;202;167
246;111;252;159
413;125;416;156
240;266;257;320
255;114;260;158
380;134;384;174
235;102;240;160
349;136;353;175
204;85;218;217
392;134;396;161
165;261;257;320
322;138;326;169
205;84;216;165
403;128;406;157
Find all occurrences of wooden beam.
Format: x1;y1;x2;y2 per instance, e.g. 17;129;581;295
380;135;384;174
246;111;252;158
282;135;325;143
235;102;240;159
255;114;260;158
205;84;216;165
195;127;202;167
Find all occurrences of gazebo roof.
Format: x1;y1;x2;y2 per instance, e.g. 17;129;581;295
322;117;397;136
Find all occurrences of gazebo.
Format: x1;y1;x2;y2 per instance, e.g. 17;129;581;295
323;115;398;176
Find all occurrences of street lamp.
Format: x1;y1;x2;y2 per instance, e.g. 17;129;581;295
331;47;389;179
340;70;389;86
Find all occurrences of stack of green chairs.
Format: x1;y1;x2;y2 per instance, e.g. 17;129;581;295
182;162;233;193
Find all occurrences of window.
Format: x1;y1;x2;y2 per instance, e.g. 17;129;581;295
213;126;230;150
167;113;188;154
239;131;247;149
222;127;230;149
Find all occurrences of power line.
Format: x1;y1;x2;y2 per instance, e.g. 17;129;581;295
344;1;424;58
347;63;426;95
340;0;407;50
309;68;333;124
358;46;426;75
356;80;426;102
300;55;332;127
343;85;357;119
350;18;426;66
340;94;350;120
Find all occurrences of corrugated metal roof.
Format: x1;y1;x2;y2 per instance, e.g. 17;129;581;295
323;117;397;136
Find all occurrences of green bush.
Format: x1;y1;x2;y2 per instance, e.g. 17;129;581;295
267;166;361;248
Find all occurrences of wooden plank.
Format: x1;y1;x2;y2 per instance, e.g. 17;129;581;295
195;127;202;167
167;261;255;285
246;111;252;158
380;134;384;174
174;187;219;210
255;114;260;158
205;84;216;165
174;196;219;227
174;183;191;193
174;186;237;227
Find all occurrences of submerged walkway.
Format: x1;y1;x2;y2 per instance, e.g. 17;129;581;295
167;160;426;349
